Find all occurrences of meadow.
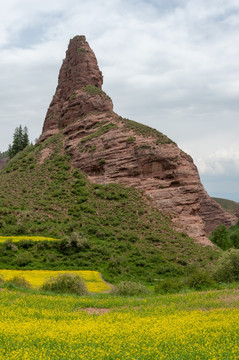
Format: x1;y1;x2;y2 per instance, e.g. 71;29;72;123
0;285;239;359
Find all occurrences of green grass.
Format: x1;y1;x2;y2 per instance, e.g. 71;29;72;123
83;85;111;100
213;197;239;213
118;117;174;144
80;123;118;143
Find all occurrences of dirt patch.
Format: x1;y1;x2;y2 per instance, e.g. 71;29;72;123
39;147;53;164
218;291;239;306
76;307;112;315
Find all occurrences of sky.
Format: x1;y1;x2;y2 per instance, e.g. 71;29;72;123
0;0;239;201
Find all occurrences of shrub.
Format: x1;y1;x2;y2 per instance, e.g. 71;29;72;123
15;252;33;266
155;278;183;294
214;248;239;283
111;281;149;296
60;232;89;250
210;225;233;250
186;267;214;290
5;276;31;289
230;233;239;249
40;273;88;295
4;240;18;251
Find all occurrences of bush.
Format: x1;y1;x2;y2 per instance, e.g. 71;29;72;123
40;273;89;295
5;276;31;289
60;232;89;250
214;248;239;283
111;281;149;296
186;267;214;290
15;252;33;266
155;278;183;294
210;225;233;250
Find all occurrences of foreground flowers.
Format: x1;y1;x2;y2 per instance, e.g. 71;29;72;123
0;288;239;359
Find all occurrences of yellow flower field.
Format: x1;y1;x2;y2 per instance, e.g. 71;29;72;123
0;288;239;359
0;235;58;242
0;270;111;293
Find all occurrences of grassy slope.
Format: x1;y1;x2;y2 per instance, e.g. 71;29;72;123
213;197;239;213
0;133;218;283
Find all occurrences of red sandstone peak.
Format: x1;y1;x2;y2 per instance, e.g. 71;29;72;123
39;36;237;245
41;35;113;139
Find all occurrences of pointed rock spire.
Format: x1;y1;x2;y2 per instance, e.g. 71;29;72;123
41;35;113;139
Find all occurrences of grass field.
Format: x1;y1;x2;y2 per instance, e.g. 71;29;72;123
0;270;111;293
0;286;239;359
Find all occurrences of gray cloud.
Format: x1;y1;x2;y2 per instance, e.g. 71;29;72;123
0;0;239;200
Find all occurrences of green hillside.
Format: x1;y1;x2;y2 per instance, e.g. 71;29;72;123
0;133;217;283
213;197;239;214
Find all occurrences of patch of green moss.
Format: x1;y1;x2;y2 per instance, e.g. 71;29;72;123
68;93;77;101
126;137;136;144
118;117;174;145
77;47;87;53
83;85;104;96
80;123;118;144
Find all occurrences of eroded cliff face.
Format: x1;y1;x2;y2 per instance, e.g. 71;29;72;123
40;35;237;245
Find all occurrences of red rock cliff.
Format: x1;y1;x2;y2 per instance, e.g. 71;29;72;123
41;35;113;140
40;36;237;245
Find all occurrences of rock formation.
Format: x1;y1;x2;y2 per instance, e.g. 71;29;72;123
41;35;113;141
40;35;237;245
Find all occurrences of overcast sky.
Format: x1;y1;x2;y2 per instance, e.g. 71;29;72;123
1;0;239;201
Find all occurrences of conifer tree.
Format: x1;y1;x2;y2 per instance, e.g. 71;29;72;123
8;125;30;158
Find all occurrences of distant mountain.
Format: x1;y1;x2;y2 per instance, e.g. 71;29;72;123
213;197;239;218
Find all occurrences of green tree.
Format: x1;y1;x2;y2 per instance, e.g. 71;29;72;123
214;248;239;282
210;224;233;250
8;126;30;158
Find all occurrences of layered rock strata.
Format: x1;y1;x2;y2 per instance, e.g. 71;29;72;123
40;35;237;245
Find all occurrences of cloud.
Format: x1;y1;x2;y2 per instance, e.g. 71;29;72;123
196;148;239;176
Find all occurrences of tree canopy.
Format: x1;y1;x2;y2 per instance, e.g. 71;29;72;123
8;126;30;158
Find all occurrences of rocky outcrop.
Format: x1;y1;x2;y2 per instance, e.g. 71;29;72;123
62;112;237;245
41;35;113;141
200;192;238;233
40;35;237;245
